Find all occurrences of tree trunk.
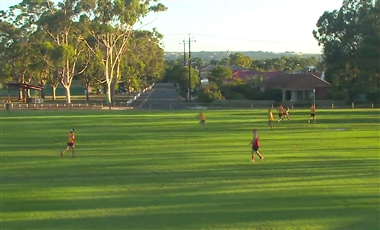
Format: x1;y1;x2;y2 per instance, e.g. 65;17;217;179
65;86;71;104
52;86;57;100
106;82;112;104
41;87;45;99
85;83;90;102
111;80;116;102
18;89;23;101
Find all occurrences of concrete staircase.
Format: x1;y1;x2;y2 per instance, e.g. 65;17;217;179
140;83;187;110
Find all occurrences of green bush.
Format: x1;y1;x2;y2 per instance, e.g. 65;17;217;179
262;88;283;102
197;83;224;103
366;91;380;103
327;88;348;101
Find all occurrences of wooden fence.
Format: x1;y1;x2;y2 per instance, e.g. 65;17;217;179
0;83;156;111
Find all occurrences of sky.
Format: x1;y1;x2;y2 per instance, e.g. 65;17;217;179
0;0;344;53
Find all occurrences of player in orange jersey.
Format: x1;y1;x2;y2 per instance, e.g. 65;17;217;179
61;129;76;157
308;103;316;124
198;111;207;130
268;109;274;130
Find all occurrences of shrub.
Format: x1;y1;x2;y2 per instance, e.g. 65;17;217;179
197;83;225;103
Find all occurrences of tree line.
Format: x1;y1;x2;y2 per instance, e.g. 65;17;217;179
313;0;379;102
0;0;167;103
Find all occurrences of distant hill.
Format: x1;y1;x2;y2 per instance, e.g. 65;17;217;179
164;51;322;61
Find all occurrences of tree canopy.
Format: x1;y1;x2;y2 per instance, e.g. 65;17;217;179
0;0;167;103
313;0;379;101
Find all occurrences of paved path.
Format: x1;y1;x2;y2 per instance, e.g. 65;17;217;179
139;83;187;110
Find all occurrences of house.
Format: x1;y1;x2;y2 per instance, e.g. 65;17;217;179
232;70;283;82
200;65;248;72
261;73;331;101
199;65;248;79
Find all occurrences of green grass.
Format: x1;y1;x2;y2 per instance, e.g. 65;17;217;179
1;109;379;230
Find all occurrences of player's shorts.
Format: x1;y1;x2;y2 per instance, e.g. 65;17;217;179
310;113;316;117
67;142;74;147
278;113;283;118
252;146;259;151
268;120;273;124
200;120;205;124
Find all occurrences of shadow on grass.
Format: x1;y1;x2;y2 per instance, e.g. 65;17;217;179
2;195;379;230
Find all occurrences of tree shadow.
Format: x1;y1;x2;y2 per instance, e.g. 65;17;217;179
2;194;379;229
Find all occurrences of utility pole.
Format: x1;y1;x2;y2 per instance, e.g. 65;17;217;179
179;39;187;66
179;35;196;105
187;34;196;105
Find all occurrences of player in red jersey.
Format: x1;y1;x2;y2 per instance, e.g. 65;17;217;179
249;129;264;162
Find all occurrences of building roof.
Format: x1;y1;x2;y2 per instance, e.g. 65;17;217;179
200;65;248;72
233;70;283;81
262;73;331;90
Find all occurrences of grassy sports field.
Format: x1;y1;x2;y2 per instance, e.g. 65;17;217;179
1;109;379;230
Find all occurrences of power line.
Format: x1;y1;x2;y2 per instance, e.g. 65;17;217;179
167;33;315;45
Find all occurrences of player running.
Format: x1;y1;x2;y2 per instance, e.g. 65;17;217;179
268;109;274;130
61;129;76;157
277;104;285;124
249;129;264;162
283;107;290;120
198;111;207;130
308;103;316;124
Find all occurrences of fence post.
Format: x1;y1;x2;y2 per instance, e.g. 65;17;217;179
169;104;172;110
352;102;354;109
271;104;274;108
101;102;103;107
372;103;374;109
120;102;122;107
332;103;334;109
291;103;294;109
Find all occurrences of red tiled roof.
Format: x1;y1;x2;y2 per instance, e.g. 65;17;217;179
233;70;283;81
262;73;331;90
200;65;248;72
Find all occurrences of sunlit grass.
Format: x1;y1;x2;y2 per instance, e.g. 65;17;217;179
1;109;379;230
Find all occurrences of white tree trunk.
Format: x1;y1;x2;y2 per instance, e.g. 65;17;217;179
106;82;112;104
18;90;23;101
65;86;71;104
52;86;57;100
